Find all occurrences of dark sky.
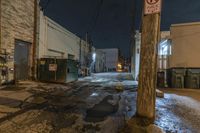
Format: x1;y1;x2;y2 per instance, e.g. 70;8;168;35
40;0;200;57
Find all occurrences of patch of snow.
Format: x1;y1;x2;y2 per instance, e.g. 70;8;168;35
78;76;92;81
90;92;99;97
91;78;110;83
103;80;138;88
121;81;138;86
166;94;200;114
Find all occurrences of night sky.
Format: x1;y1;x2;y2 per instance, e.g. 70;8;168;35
40;0;200;57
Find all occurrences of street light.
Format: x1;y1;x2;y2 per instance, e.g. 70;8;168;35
117;63;122;72
92;53;96;62
118;63;122;68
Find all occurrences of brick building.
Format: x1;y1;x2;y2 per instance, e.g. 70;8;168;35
0;0;36;83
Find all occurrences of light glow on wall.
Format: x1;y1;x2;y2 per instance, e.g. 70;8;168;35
92;53;96;61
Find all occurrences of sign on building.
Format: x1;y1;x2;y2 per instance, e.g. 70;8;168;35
144;0;162;15
49;64;57;71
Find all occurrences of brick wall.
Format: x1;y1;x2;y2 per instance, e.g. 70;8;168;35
0;0;34;81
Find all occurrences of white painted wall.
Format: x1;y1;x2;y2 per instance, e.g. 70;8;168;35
38;11;80;60
38;11;47;58
131;31;141;80
131;31;170;80
134;32;141;80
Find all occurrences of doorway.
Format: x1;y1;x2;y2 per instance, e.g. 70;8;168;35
14;40;31;80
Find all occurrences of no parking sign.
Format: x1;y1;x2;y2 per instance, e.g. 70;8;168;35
144;0;162;15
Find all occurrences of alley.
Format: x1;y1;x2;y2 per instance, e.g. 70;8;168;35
0;73;200;133
0;73;137;133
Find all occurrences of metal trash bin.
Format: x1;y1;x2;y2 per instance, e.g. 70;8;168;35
185;69;200;89
157;72;165;88
38;58;78;83
170;68;186;88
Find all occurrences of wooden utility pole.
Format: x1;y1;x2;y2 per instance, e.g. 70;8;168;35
136;0;161;122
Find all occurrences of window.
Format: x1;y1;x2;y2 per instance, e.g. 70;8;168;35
159;39;171;56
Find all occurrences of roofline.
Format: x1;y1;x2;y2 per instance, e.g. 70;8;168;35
46;17;79;39
171;22;200;27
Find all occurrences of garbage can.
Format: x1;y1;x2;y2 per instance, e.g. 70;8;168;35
170;68;186;88
185;69;200;89
38;58;78;83
157;72;165;88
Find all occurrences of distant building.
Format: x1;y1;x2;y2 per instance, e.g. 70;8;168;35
94;49;106;73
99;48;119;72
124;57;131;72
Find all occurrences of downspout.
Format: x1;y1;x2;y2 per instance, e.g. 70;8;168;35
32;0;38;80
0;0;1;49
0;0;1;84
79;38;82;68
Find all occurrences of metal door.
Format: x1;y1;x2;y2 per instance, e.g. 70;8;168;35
14;40;30;80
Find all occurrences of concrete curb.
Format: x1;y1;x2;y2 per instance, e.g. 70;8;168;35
156;89;164;98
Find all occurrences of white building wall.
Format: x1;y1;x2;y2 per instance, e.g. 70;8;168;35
132;31;170;80
39;11;80;60
38;11;47;58
131;31;141;80
134;31;141;80
158;31;171;70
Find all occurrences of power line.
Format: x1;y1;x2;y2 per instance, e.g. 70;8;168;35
88;0;104;33
43;0;52;12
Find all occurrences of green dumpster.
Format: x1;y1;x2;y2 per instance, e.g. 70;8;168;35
38;58;78;83
66;59;78;83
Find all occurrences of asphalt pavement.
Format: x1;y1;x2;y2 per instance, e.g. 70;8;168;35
0;73;199;133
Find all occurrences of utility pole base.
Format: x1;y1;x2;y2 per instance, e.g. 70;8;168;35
122;117;164;133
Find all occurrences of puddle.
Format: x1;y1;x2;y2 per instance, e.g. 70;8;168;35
82;124;101;132
52;113;78;130
0;97;22;108
85;95;119;122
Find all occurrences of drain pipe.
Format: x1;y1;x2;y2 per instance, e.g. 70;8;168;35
32;0;39;80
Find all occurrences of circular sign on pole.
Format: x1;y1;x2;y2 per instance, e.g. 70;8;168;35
144;0;162;15
146;0;159;5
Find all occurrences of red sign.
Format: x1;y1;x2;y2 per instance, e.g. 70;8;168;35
144;0;162;15
49;64;57;71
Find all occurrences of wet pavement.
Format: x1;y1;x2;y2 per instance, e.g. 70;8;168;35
0;73;136;133
156;94;200;133
0;73;199;133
